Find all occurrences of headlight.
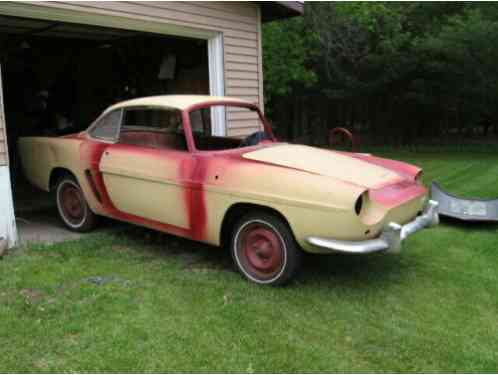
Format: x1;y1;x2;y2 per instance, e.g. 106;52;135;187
415;171;423;184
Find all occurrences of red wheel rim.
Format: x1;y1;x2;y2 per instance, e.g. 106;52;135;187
60;184;85;225
236;222;285;281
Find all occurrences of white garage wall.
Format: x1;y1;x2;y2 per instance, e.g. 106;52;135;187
0;65;16;248
0;166;17;248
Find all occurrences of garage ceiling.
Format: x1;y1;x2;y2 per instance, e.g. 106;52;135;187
0;14;140;41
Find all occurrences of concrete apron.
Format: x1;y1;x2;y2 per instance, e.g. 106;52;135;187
15;208;85;246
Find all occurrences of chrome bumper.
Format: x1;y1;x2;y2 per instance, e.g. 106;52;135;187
306;200;439;254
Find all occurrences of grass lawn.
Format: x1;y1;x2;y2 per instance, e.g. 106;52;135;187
1;151;498;373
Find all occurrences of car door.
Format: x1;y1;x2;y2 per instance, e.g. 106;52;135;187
98;107;195;233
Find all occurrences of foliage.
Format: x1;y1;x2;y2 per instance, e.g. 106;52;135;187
262;17;317;105
418;8;498;125
263;2;498;144
308;2;411;97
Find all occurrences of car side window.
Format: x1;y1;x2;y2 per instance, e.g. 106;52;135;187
90;110;122;141
118;107;187;151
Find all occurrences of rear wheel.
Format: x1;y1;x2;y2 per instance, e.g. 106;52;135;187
230;212;301;285
55;175;97;232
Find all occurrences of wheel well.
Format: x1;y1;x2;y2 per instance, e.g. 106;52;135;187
220;203;294;248
49;168;76;191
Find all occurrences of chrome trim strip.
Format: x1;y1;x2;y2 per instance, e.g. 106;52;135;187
306;200;439;255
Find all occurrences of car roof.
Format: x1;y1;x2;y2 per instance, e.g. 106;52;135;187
105;95;255;112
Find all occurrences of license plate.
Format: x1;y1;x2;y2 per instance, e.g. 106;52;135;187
450;199;487;216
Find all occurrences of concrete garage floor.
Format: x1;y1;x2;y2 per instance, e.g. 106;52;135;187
16;207;86;245
13;179;116;246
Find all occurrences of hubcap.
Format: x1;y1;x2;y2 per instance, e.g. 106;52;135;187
60;184;85;225
237;222;285;281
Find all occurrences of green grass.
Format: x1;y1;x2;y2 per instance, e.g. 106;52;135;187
2;151;498;373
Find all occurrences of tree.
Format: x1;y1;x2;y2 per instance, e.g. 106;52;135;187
262;17;317;107
262;2;498;146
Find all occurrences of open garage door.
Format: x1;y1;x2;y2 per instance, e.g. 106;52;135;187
0;2;226;134
0;10;225;247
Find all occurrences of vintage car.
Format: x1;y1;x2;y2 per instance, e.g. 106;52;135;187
19;95;439;285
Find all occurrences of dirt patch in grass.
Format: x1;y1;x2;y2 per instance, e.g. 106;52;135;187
19;288;46;304
110;245;136;254
184;258;234;273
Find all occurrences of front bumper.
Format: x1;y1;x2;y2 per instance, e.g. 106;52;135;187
306;200;439;254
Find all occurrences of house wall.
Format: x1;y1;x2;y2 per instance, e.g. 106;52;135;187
0;0;264;153
0;65;16;247
0;127;5;166
0;166;17;248
0;60;6;166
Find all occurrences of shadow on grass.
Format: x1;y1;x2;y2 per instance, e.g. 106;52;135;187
114;224;236;273
107;223;411;289
297;252;408;286
439;216;498;231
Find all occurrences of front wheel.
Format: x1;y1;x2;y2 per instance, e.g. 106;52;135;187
55;175;97;232
230;212;301;285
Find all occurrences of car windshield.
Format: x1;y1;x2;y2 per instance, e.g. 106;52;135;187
189;105;272;151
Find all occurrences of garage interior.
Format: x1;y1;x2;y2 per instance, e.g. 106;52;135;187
0;14;210;244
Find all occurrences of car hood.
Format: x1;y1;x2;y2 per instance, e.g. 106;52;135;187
242;144;410;189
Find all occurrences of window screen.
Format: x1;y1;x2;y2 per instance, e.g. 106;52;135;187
90;110;122;140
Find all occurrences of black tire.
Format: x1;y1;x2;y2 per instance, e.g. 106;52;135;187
230;211;301;285
55;175;97;232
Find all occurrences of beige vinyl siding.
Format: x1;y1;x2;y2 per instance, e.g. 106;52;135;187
13;1;264;137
